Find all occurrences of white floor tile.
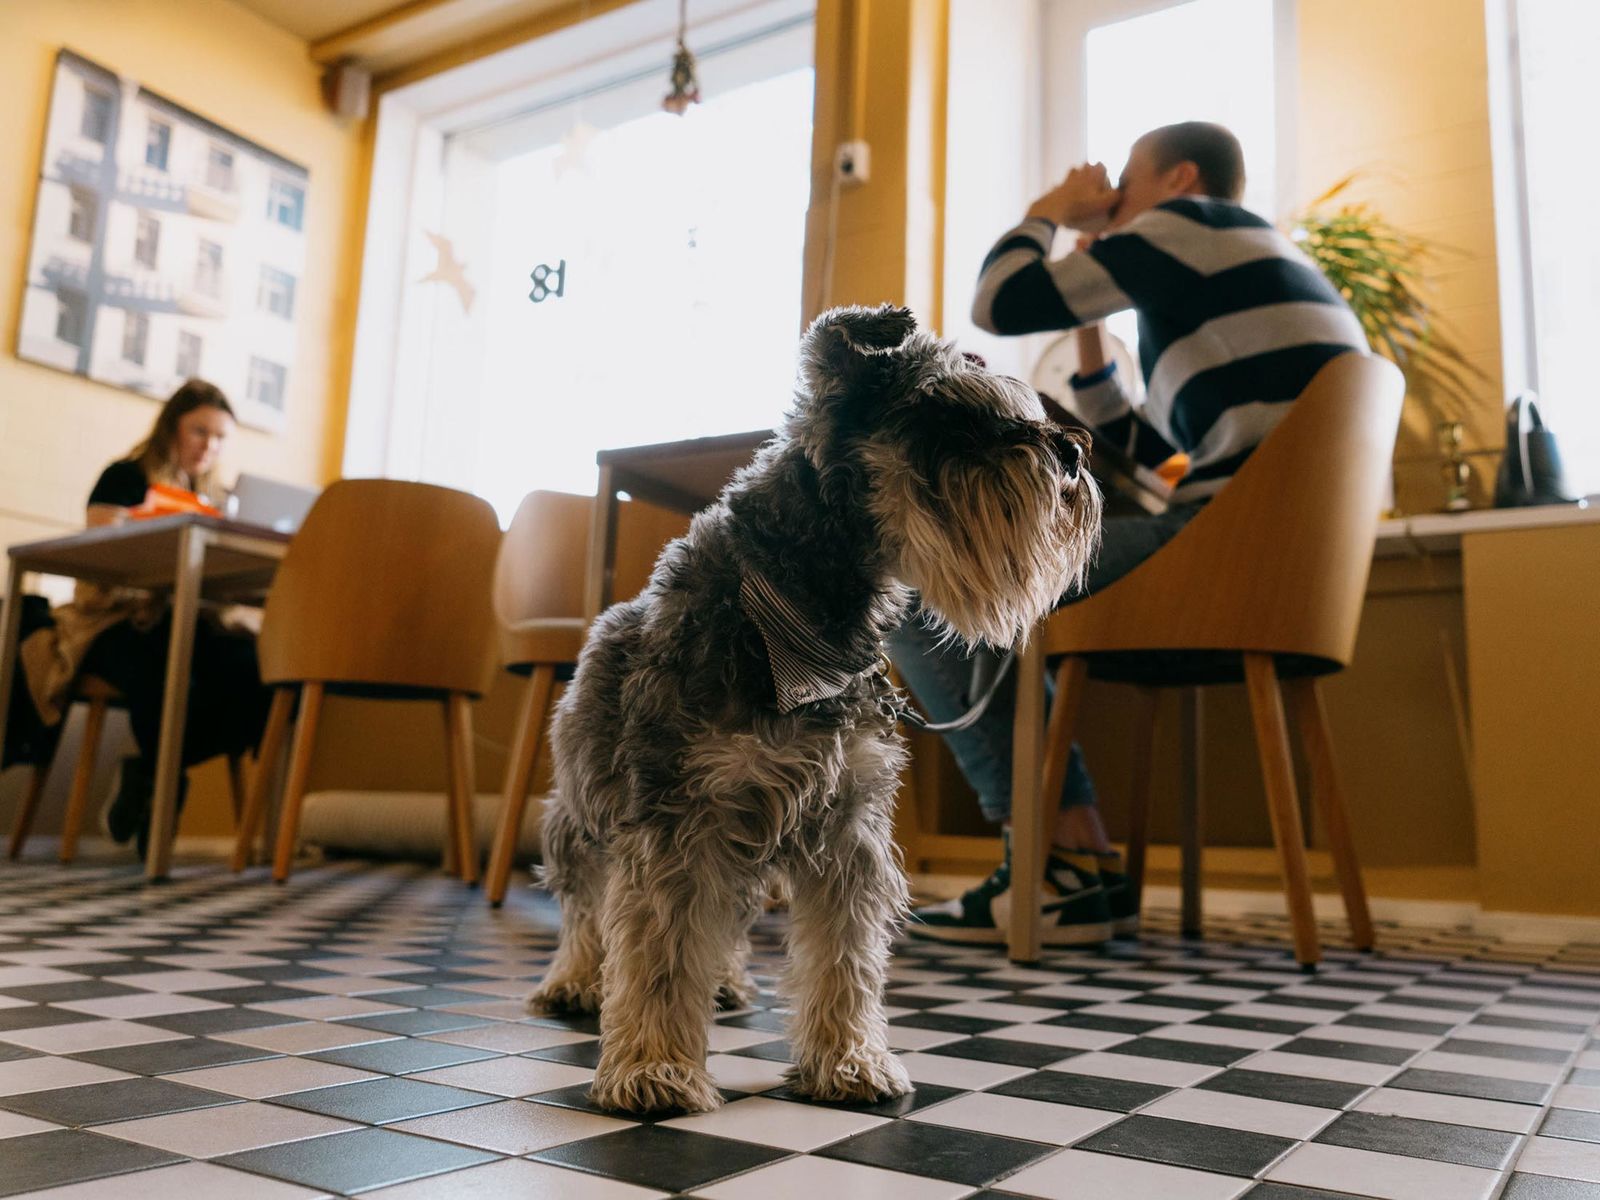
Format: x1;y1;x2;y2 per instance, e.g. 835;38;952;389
103;969;257;992
907;1091;1118;1144
1217;1002;1340;1025
663;1095;889;1150
98;1099;357;1157
11;1161;328;1199
367;1156;668;1200
707;1025;787;1053
245;995;409;1021
392;1098;631;1154
0;949;125;966
168;1057;380;1098
1353;1086;1541;1133
54;993;228;1019
1239;1050;1398;1086
1294;1023;1437;1050
1449;1023;1584;1051
0;1019;187;1053
1044;1050;1221;1087
1141;1086;1338;1139
1077;1001;1213;1024
895;1052;1035;1090
1488;1002;1600;1024
1276;984;1385;1004
297;956;420;975
1555;1085;1600;1112
883;1024;967;1051
977;967;1079;986
928;1001;1059;1023
0;1110;59;1137
212;1021;397;1054
412;1056;593;1097
423;1025;593;1054
1020;983;1143;1003
148;952;283;970
705;1054;790;1094
886;984;1011;1002
986;1023;1133;1051
1146;1023;1289;1051
697;1154;970;1200
1150;983;1268;1003
1001;1147;1251;1200
1517;1134;1600;1183
273;974;415;996
1266;1142;1501;1200
1352;1002;1471;1025
1409;1050;1567;1085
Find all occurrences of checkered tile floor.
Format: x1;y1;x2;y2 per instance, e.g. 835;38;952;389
1;863;1599;1198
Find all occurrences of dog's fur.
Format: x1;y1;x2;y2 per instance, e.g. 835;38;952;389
528;305;1101;1114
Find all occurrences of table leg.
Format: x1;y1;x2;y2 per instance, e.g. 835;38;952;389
0;560;25;773
145;525;205;881
583;465;620;619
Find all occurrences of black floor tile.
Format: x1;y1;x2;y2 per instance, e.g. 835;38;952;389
271;1074;498;1124
532;1124;789;1191
764;1079;966;1117
1435;1036;1571;1064
1243;1185;1387;1199
1333;1013;1455;1036
1388;1066;1552;1105
1569;1068;1600;1088
1501;1175;1600;1200
1111;1036;1255;1067
819;1118;1055;1185
0;1128;182;1197
367;986;494;1009
58;960;174;978
989;1069;1173;1112
0;980;140;1004
189;984;318;1005
309;1038;500;1075
1197;1068;1370;1109
1041;1011;1165;1034
1197;1013;1317;1036
1544;1107;1600;1143
69;1037;278;1075
140;1007;304;1035
0;1075;238;1126
728;1039;795;1063
0;1044;39;1063
525;1039;604;1068
344;1009;493;1036
0;1006;96;1032
1275;1037;1417;1065
526;1012;602;1036
1313;1110;1520;1169
923;1036;1078;1069
716;1009;788;1033
1079;1114;1298;1176
528;1081;750;1121
218;1125;497;1194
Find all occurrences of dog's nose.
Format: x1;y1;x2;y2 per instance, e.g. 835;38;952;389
1054;435;1083;482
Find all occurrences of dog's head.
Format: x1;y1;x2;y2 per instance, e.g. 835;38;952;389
787;304;1101;648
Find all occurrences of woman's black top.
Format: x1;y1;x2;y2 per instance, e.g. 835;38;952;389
89;460;150;509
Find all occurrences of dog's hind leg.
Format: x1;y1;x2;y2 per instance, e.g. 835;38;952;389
527;796;607;1016
716;891;763;1011
590;836;746;1114
783;765;913;1103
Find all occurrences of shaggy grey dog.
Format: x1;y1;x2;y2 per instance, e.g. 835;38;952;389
529;304;1101;1114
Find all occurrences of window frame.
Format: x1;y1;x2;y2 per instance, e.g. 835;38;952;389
247;355;288;412
133;213;160;269
56;289;88;346
257;264;297;319
267;177;305;231
81;86;113;144
67;187;97;243
145;118;171;171
205;144;236;192
122;309;149;365
176;330;203;378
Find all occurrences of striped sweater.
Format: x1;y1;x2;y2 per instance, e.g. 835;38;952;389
972;197;1367;502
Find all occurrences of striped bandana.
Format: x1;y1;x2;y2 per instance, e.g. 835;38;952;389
739;570;883;713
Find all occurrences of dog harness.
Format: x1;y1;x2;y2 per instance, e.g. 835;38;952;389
738;571;883;713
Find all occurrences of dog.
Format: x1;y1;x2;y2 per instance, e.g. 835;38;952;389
528;304;1101;1114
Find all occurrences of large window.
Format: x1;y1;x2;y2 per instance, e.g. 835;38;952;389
176;330;202;378
247;356;287;412
257;265;297;319
1494;0;1600;495
67;187;97;242
81;87;112;144
134;213;160;269
122;310;149;365
194;240;223;298
145;119;171;171
267;178;305;231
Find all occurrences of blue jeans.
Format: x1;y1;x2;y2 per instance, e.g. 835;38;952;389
886;503;1204;823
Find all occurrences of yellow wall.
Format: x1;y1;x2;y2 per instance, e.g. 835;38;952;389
1297;0;1505;514
0;0;368;551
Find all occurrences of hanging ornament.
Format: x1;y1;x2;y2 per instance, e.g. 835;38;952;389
661;0;701;115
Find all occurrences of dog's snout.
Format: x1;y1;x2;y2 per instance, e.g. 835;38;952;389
1052;431;1086;482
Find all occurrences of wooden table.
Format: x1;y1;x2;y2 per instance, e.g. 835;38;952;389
0;515;290;880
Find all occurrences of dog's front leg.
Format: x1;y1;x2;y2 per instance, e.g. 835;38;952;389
591;839;740;1114
784;815;913;1103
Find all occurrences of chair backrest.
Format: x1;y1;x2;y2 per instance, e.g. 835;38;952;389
259;479;500;695
1045;352;1405;670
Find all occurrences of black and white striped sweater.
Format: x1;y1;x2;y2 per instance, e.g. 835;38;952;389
972;197;1367;502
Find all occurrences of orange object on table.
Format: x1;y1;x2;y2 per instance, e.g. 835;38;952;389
131;483;221;519
1155;453;1190;488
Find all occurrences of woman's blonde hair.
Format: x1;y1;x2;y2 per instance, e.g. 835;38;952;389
128;379;236;499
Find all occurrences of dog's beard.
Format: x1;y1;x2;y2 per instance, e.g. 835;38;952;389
869;441;1102;648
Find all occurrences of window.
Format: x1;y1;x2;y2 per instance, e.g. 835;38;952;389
1495;0;1600;494
134;213;160;269
267;177;305;231
194;240;223;297
145;119;171;171
205;144;235;191
56;289;87;345
176;330;202;378
1041;0;1288;370
122;310;149;365
257;265;297;319
81;87;113;143
247;356;287;411
67;187;97;242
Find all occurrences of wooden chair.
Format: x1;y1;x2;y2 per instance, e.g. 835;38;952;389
483;491;694;907
1007;353;1405;967
8;678;245;863
230;480;501;884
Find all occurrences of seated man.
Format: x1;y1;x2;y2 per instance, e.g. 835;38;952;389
893;120;1365;945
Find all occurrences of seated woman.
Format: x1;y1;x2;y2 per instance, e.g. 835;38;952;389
19;380;271;856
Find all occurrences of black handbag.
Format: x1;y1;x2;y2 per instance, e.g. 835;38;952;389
1494;392;1575;507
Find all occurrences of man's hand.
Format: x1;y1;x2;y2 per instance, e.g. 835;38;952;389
1026;163;1119;231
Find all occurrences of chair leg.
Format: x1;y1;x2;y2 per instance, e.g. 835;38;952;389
234;688;293;872
1243;655;1321;969
1010;651;1085;964
486;667;555;907
1039;659;1086;822
272;683;323;884
443;693;480;886
1123;688;1160;909
226;755;246;827
7;767;48;861
1179;687;1205;937
59;697;108;864
1286;677;1375;951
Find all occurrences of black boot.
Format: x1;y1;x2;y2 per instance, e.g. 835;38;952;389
103;756;153;846
134;771;189;862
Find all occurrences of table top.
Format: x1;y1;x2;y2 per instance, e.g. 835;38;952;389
597;429;774;513
7;514;291;595
1373;500;1598;558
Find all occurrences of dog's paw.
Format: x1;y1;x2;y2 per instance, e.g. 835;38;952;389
716;970;761;1011
787;1047;913;1104
590;1059;722;1114
525;976;601;1016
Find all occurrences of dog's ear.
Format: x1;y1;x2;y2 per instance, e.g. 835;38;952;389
799;304;919;394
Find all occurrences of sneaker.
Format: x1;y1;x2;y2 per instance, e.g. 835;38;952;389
1097;851;1141;937
909;831;1113;946
101;756;152;846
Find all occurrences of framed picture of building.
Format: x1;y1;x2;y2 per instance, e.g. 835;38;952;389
16;48;309;432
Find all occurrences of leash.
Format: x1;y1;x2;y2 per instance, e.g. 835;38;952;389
894;649;1017;735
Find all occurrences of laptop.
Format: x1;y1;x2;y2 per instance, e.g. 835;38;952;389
230;473;319;533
